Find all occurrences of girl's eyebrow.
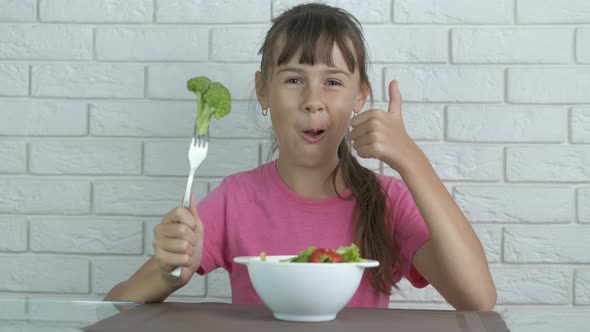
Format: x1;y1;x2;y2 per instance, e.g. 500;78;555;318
276;66;352;78
324;68;352;78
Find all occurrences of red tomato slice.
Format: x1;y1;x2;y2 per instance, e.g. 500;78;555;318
310;248;344;263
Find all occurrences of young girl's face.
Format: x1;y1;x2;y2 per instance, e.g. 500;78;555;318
257;43;368;166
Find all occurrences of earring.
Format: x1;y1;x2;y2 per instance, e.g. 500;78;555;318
262;108;268;116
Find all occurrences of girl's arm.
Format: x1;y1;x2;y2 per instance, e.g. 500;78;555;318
350;80;496;310
396;144;496;311
104;256;179;303
105;194;204;303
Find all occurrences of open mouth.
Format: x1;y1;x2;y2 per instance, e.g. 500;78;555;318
303;130;325;136
301;129;326;143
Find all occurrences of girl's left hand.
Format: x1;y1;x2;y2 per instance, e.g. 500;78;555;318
349;80;418;172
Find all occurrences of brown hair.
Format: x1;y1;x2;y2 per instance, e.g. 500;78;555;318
258;3;400;294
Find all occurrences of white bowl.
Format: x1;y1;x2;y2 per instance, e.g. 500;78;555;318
233;255;379;322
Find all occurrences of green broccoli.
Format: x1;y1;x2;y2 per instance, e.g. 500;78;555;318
187;76;231;135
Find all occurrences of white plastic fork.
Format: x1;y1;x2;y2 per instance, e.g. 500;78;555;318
170;127;209;278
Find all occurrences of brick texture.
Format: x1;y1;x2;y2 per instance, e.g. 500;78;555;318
0;0;587;311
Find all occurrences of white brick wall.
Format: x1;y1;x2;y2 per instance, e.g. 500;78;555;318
0;0;36;22
395;0;513;24
508;68;590;103
0;64;28;96
451;28;572;64
32;64;145;98
578;29;590;62
0;0;588;327
39;0;154;23
95;27;210;62
447;105;567;142
0;25;93;60
385;67;504;102
517;0;590;24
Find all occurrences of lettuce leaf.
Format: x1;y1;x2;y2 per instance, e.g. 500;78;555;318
335;243;362;262
281;246;316;262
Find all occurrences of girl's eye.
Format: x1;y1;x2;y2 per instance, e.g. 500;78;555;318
286;78;302;84
326;80;342;86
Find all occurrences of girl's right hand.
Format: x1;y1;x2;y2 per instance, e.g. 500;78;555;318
152;193;204;288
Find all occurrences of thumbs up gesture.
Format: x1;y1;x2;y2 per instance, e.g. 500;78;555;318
350;80;419;172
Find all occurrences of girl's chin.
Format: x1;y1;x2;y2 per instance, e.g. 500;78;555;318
290;147;339;165
277;137;343;163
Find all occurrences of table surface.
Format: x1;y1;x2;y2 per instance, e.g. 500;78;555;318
0;298;587;332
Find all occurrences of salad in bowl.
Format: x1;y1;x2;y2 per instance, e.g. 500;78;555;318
234;244;379;322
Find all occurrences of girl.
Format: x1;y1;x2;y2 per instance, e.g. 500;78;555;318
105;3;496;310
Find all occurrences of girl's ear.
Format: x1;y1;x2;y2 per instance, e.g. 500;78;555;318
354;84;369;112
255;71;269;108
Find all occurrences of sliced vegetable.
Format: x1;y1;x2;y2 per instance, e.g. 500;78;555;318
276;243;364;263
280;246;316;262
310;248;343;263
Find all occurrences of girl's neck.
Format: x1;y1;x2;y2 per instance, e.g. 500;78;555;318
275;156;347;199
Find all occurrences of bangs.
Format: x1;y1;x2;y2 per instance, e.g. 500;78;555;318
264;12;361;74
258;3;372;101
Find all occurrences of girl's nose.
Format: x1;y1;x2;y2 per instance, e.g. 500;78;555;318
304;87;325;113
305;103;324;113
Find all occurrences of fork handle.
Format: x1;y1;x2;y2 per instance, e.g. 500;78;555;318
182;168;196;208
170;266;182;278
171;168;197;277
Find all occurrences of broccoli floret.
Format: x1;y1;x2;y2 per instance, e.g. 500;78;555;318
187;76;231;135
204;82;231;120
187;76;211;95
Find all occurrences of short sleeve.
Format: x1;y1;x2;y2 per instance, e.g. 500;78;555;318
195;179;228;275
389;179;431;288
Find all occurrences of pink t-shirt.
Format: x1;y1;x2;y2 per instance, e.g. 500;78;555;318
196;160;431;308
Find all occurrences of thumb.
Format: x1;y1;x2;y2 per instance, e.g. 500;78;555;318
387;80;402;114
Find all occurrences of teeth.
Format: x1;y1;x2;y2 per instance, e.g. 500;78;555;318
304;130;324;136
